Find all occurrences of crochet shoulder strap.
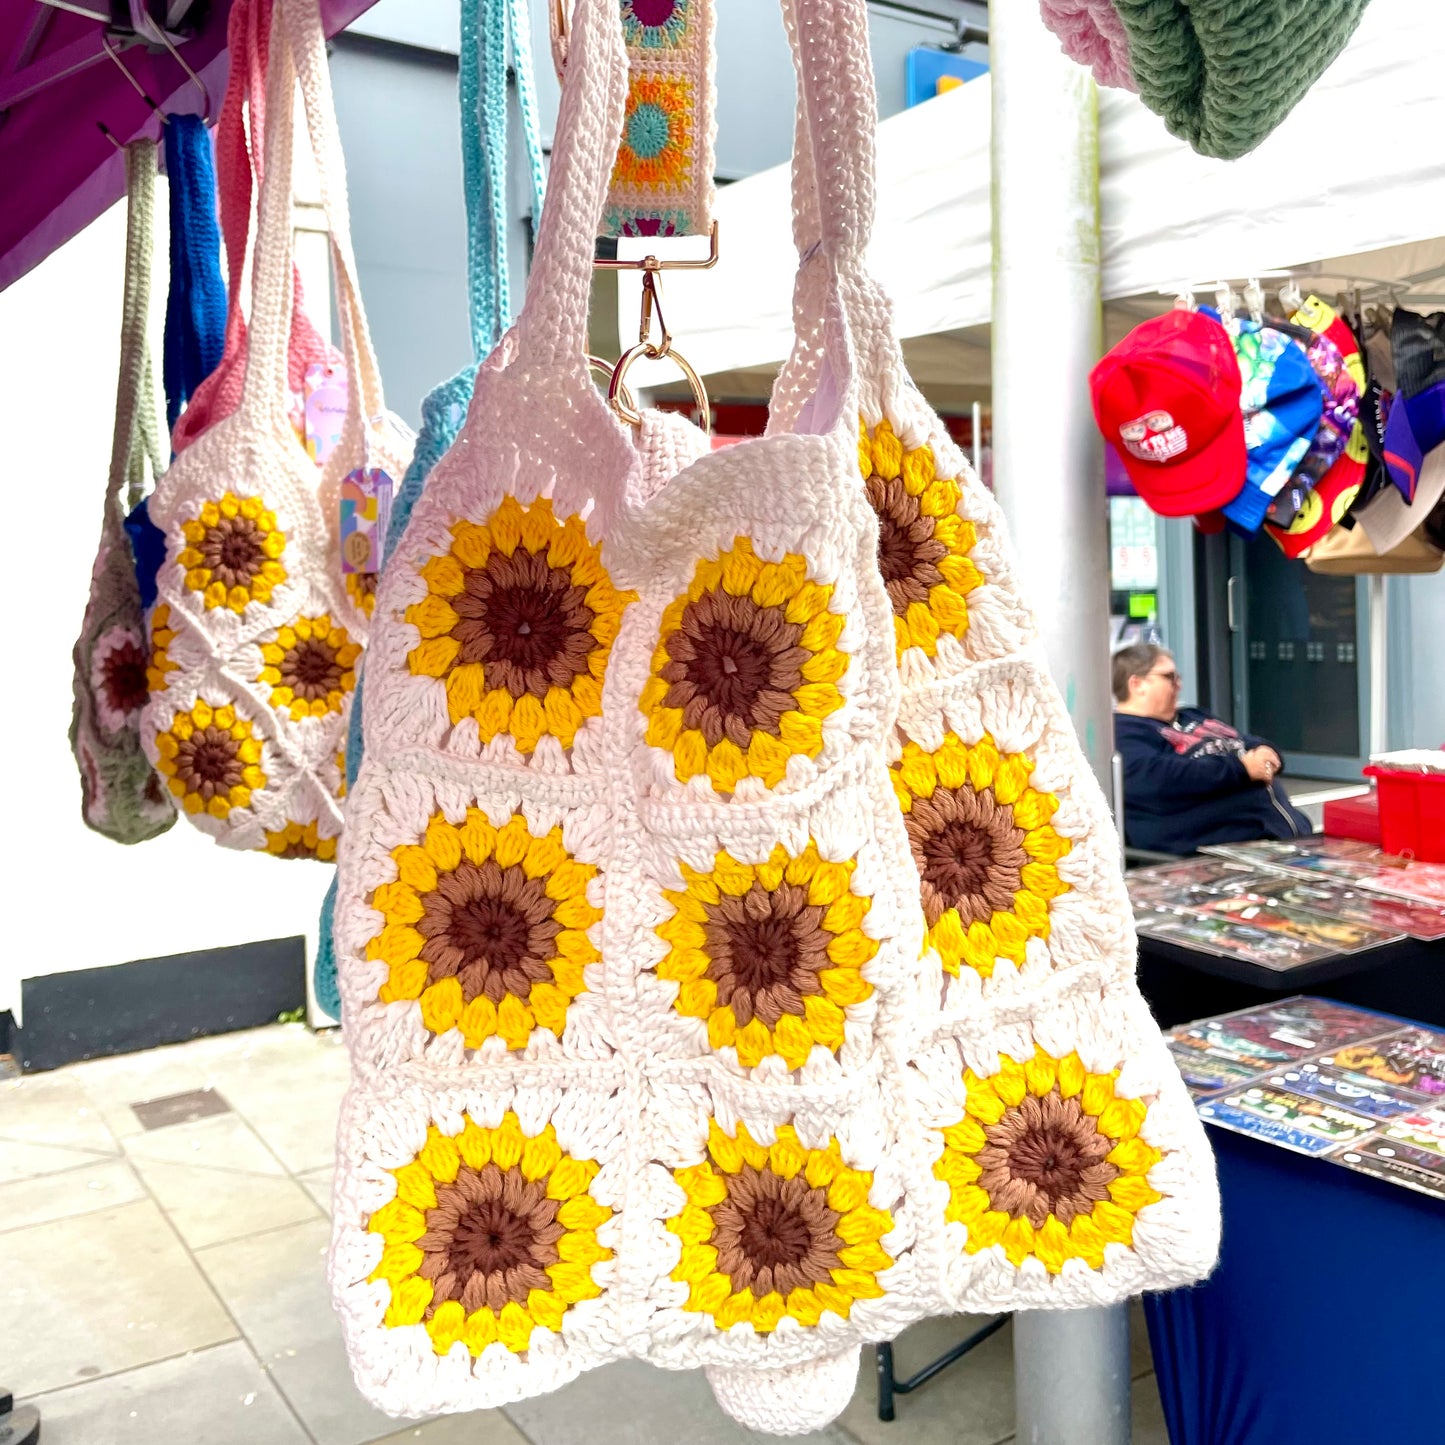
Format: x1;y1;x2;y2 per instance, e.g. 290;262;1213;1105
240;0;385;454
171;0;341;451
162;113;227;433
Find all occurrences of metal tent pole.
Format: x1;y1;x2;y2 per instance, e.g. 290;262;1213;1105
990;3;1130;1442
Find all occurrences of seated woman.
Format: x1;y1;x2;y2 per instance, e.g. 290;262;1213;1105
1112;642;1312;856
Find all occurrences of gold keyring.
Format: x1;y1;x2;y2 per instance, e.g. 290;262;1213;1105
607;342;711;435
587;354;637;415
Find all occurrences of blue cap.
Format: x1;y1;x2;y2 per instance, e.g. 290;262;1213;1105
1223;322;1323;535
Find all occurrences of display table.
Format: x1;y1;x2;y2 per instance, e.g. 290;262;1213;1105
1144;1125;1445;1445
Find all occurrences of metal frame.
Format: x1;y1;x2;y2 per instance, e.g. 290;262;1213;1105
873;1316;1010;1423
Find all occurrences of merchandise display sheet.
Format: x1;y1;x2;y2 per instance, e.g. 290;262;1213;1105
1168;996;1445;1203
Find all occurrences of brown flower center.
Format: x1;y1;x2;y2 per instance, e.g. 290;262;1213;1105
975;1093;1120;1229
416;1162;564;1315
417;859;563;1004
175;726;244;800
710;1164;844;1299
907;785;1028;928
450;549;596;700
202;517;267;588
281;636;344;701
102;640;150;716
660;591;807;749
700;882;829;1029
866;473;947;616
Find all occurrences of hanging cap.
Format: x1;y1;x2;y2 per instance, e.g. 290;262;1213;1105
1089;309;1246;517
1222;322;1323;535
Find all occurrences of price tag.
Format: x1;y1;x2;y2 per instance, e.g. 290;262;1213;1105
340;467;393;575
304;362;348;466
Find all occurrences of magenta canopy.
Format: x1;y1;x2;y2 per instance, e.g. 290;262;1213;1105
0;0;380;292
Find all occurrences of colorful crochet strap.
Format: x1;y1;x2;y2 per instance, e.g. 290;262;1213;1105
161;113;227;433
602;0;716;238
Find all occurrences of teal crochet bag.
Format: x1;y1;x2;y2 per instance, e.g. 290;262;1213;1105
314;0;547;1018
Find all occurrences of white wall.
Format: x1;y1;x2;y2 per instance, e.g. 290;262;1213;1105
0;173;332;1024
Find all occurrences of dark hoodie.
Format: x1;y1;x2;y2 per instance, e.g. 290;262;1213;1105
1114;707;1312;856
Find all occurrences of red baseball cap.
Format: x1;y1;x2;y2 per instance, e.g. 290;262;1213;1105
1090;309;1247;516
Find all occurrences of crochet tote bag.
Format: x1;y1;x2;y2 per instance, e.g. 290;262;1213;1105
70;140;176;844
329;0;1217;1430
140;0;411;859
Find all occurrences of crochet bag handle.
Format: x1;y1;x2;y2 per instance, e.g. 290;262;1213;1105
242;0;386;452
768;0;895;437
109;141;165;528
171;0;340;452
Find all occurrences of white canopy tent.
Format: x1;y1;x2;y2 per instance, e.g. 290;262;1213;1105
618;0;1445;403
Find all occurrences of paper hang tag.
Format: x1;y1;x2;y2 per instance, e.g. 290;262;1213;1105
304;362;349;465
602;0;716;239
340;466;393;574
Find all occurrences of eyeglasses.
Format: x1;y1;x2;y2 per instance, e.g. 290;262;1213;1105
1147;669;1180;686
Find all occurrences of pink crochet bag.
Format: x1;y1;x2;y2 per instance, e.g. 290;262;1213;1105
171;0;342;457
140;0;412;859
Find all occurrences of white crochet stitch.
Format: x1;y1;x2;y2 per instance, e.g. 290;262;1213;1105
329;0;1219;1432
139;0;411;857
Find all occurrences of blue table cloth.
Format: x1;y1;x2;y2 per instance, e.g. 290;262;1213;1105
1144;1125;1445;1445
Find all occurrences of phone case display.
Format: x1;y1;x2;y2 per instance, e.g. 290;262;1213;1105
1167;998;1445;1203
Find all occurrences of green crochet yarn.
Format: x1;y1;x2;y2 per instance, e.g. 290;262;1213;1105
1113;0;1371;159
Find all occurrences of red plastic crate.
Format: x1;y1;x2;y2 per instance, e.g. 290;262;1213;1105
1363;766;1445;862
1323;789;1381;846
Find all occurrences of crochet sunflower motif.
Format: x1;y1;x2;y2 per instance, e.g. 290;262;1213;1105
641;538;848;793
859;419;983;660
613;74;693;192
153;699;266;818
892;733;1071;977
368;1114;611;1356
146;604;179;693
406;497;632;753
935;1050;1163;1273
263;820;336;861
344;569;377;619
178;492;287;613
367;809;601;1049
656;844;876;1067
668;1120;893;1332
90;624;150;734
259;615;360;721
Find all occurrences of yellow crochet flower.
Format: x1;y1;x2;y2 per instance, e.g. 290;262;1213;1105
146;603;179;693
178;492;287;613
667;1119;893;1332
333;750;348;800
258;615;361;722
153;699;266;818
892;732;1071;977
935;1050;1164;1273
262;820;336;861
406;497;633;752
640;537;848;793
860;419;983;659
369;1114;612;1355
367;809;601;1049
344;568;377;619
657;843;876;1068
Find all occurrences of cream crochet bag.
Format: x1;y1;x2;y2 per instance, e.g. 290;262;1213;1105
140;0;411;859
329;0;1218;1431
